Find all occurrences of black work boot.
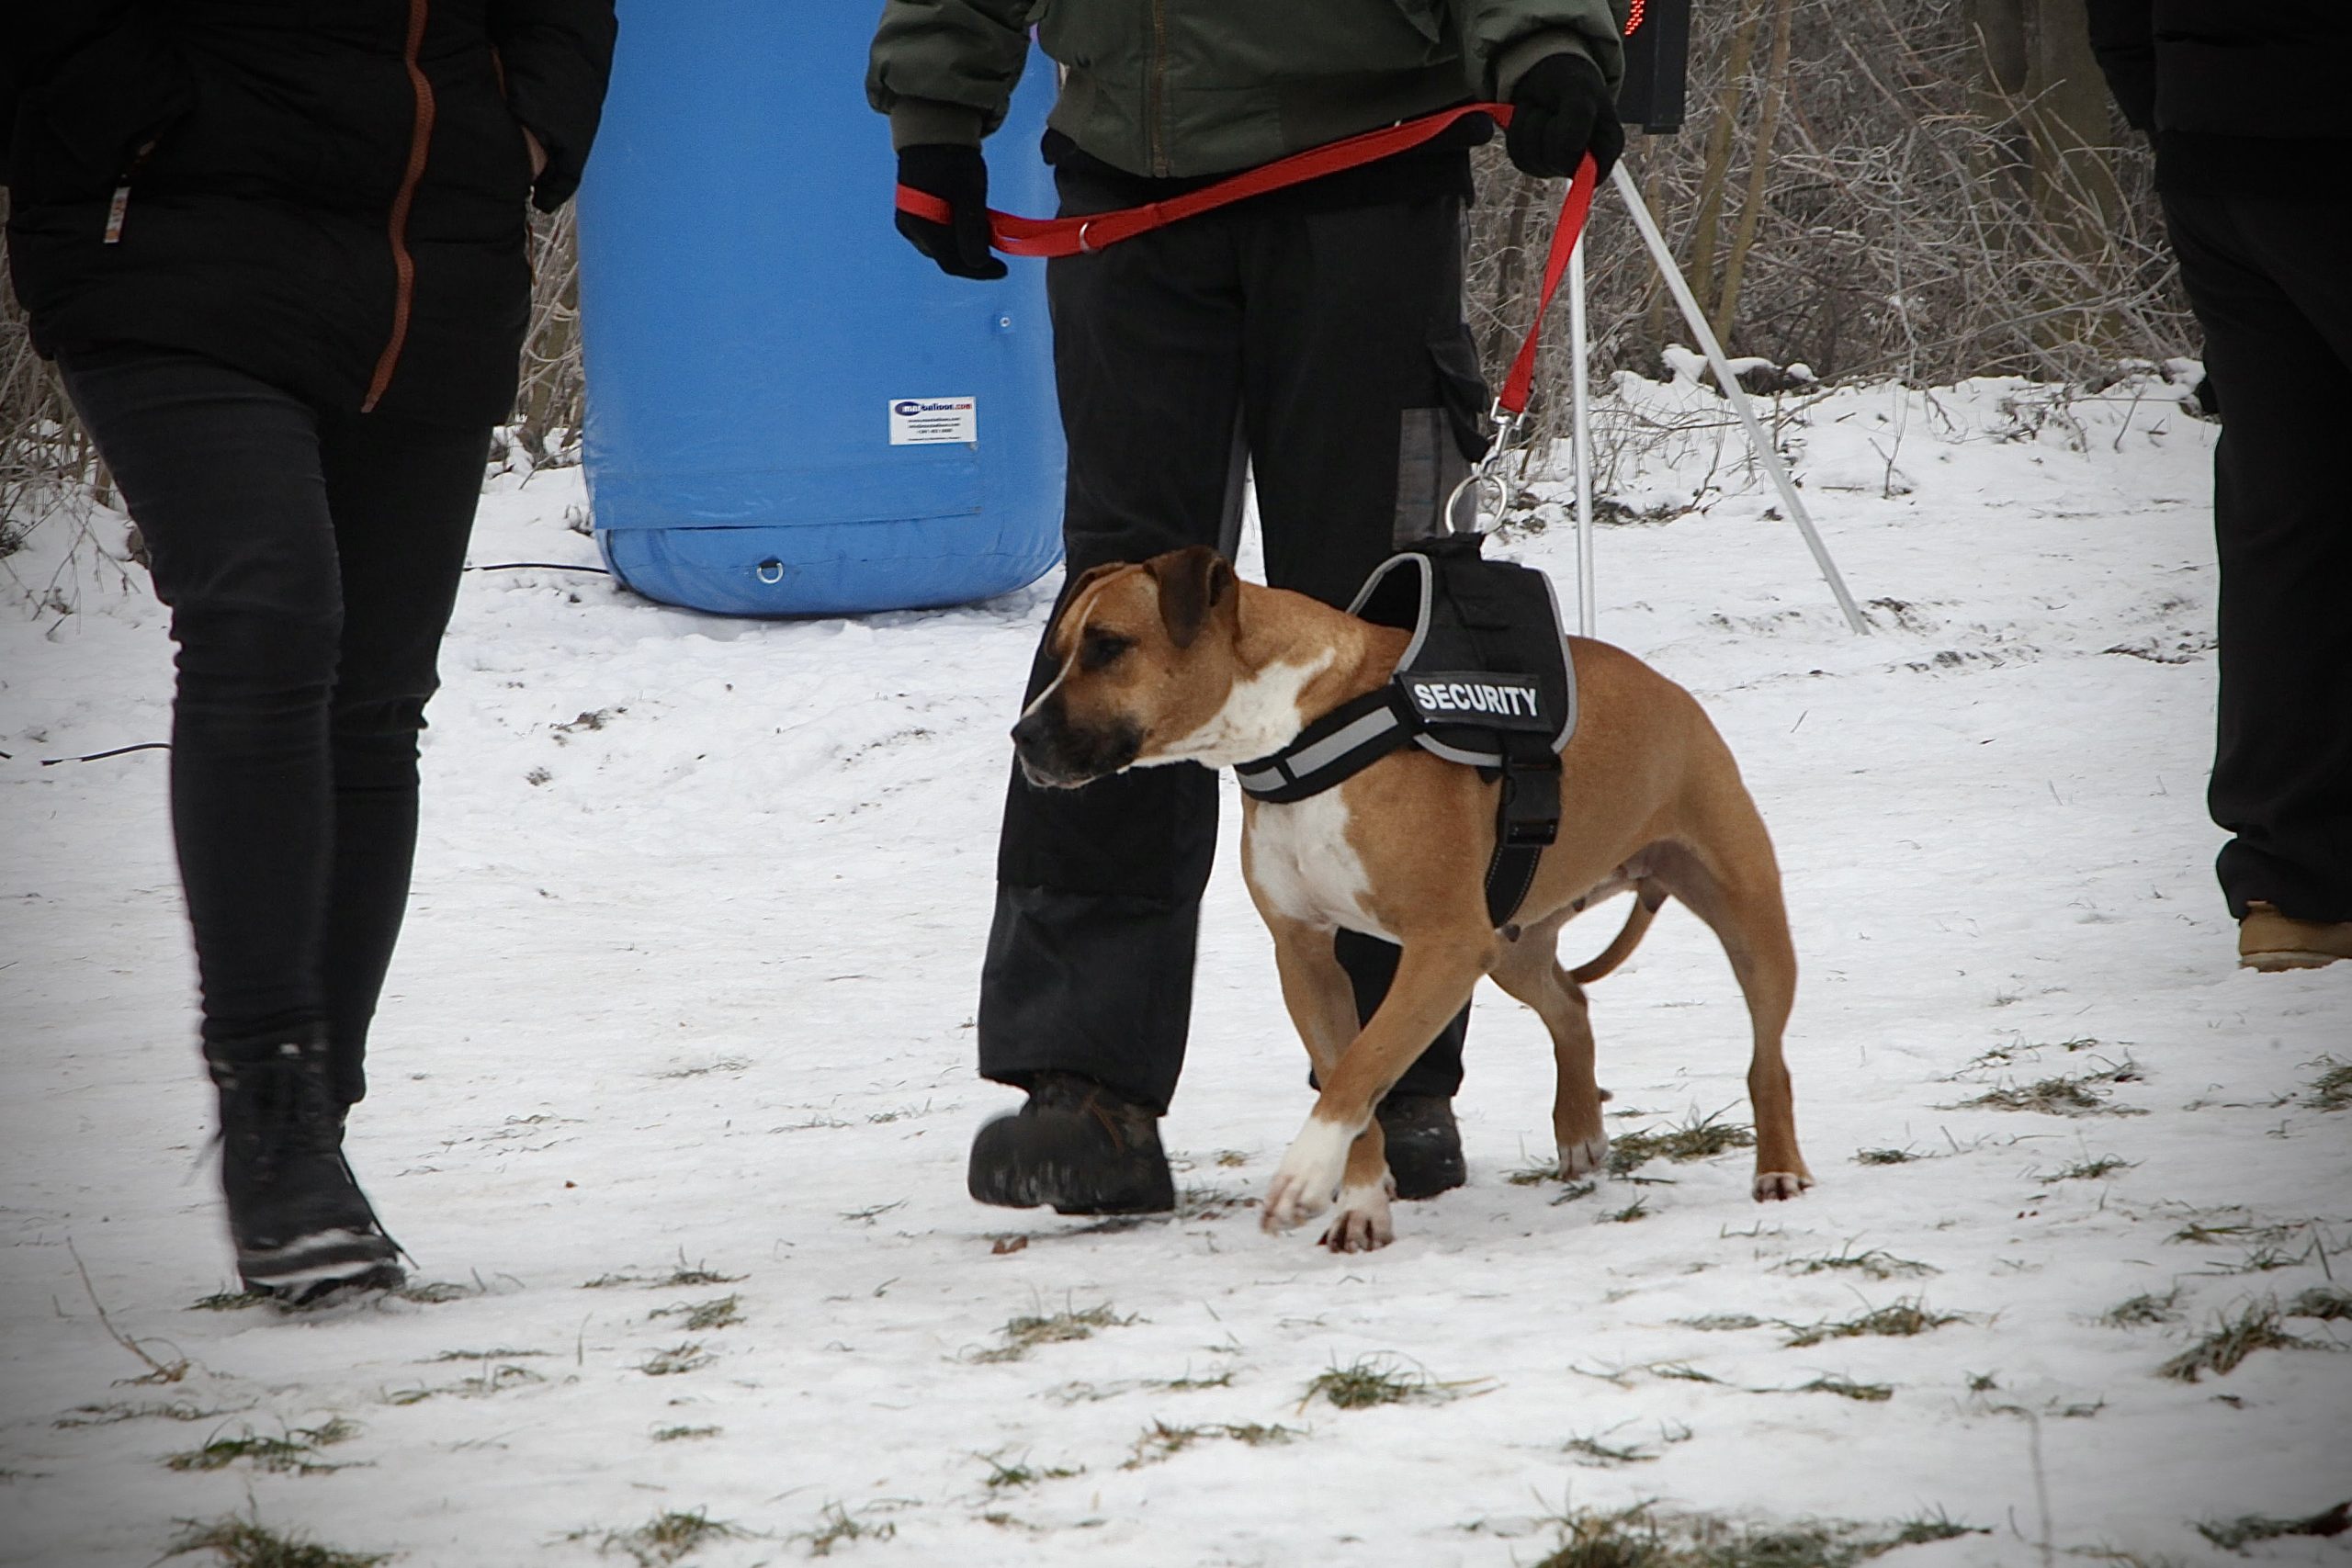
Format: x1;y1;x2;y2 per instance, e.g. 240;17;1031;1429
1376;1094;1466;1200
967;1072;1177;1215
205;1028;404;1306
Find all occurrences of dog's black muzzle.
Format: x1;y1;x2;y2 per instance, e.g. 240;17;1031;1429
1012;695;1142;789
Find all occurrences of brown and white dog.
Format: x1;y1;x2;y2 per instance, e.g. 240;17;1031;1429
1012;545;1813;1252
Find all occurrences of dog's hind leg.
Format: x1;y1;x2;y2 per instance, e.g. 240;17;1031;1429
1261;915;1399;1251
1647;801;1814;1201
1488;916;1608;1179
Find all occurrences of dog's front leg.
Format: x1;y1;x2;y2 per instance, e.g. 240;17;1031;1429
1258;915;1396;1249
1263;931;1494;1246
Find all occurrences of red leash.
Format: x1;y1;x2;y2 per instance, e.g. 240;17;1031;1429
894;101;1600;421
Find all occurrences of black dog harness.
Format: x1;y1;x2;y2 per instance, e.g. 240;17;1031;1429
1234;534;1577;927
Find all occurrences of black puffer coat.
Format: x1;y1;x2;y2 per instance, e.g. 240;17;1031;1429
3;1;616;426
2086;0;2352;197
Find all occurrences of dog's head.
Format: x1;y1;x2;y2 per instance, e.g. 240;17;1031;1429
1012;546;1243;789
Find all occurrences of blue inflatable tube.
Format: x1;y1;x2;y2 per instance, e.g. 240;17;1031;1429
575;4;1064;617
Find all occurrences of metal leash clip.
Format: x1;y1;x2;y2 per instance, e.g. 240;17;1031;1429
1442;399;1528;536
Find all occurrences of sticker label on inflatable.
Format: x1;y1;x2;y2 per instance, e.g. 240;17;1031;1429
888;396;978;446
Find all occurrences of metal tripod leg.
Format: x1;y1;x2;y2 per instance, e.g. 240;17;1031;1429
1568;225;1597;637
1606;162;1870;635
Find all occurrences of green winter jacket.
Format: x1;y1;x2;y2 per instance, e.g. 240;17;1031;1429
867;0;1629;180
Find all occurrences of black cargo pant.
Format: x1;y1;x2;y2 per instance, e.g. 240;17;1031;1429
2163;190;2352;922
978;169;1490;1113
60;344;490;1102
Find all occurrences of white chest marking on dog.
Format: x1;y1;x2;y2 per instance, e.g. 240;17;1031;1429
1152;649;1336;768
1244;789;1392;941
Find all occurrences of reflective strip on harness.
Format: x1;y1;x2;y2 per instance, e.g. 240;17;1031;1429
1234;690;1410;805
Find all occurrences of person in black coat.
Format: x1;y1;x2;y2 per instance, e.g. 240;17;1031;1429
3;0;616;1303
2086;2;2352;971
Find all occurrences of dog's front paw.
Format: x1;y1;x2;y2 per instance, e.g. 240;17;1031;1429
1320;1181;1396;1253
1753;1169;1813;1202
1558;1133;1609;1179
1261;1116;1354;1234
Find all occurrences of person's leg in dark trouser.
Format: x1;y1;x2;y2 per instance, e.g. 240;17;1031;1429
1239;190;1487;1194
2164;192;2352;943
968;172;1248;1212
314;411;491;1107
56;350;489;1289
59;347;345;1047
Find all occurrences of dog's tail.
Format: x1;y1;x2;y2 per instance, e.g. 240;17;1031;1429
1567;882;1668;986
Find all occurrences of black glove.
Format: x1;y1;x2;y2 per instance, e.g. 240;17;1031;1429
894;143;1008;281
1505;52;1624;182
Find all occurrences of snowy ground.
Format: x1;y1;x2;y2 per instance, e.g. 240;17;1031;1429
2;377;2347;1568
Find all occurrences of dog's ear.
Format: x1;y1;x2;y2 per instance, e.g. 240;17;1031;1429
1147;546;1235;650
1061;561;1126;609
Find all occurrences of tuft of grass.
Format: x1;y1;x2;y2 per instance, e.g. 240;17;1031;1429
188;1291;272;1313
650;1426;720;1443
1955;1062;2143;1116
2196;1499;2349;1552
2302;1058;2352;1113
1779;1247;1937;1281
2045;1155;2135;1182
1304;1357;1421;1409
1145;1369;1234;1392
589;1255;745;1292
1679;1314;1766;1332
1297;1354;1495;1412
1603;1197;1652;1224
1123;1418;1298;1469
797;1503;894;1557
638;1343;714;1378
1562;1432;1658;1466
2158;1303;2324;1382
2101;1291;2183;1328
1782;1298;1968;1348
2289;1286;2352;1322
390;1280;474;1305
970;1302;1134;1363
54;1400;223;1429
164;1419;357;1476
651;1294;742;1332
1648;1362;1724;1384
1529;1503;1981;1568
164;1516;388;1568
426;1347;548;1362
586;1507;745;1566
1606;1108;1756;1178
1887;1509;1985;1548
1852;1147;1924;1167
1791;1375;1894;1403
980;1453;1084;1490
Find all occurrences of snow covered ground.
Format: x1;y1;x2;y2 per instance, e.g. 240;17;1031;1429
2;377;2346;1567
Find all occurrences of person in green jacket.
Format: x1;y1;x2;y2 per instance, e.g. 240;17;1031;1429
870;0;1630;1218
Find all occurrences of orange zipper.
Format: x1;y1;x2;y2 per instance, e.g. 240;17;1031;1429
363;0;435;412
103;140;160;245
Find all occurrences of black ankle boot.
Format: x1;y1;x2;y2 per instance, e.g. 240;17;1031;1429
967;1072;1176;1215
1376;1094;1466;1200
205;1027;403;1305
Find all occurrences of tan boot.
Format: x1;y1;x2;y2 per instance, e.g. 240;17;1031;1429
2238;902;2352;972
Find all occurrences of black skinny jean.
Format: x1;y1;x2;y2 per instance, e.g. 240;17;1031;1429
60;344;489;1101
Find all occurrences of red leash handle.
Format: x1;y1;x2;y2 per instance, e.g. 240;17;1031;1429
896;101;1516;259
895;100;1600;418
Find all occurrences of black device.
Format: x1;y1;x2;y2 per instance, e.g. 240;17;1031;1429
1616;0;1693;135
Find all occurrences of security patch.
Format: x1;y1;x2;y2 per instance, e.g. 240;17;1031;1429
1397;671;1552;731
